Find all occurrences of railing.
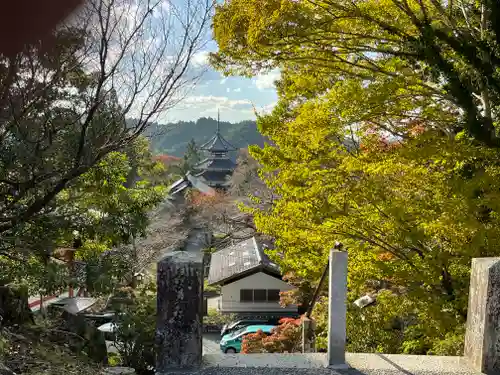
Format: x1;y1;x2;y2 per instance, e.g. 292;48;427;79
218;299;297;313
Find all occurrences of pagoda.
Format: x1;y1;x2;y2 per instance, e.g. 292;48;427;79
192;112;237;189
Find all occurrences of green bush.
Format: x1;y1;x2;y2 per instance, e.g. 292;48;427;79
113;282;156;375
107;352;122;367
428;325;465;356
203;308;234;326
0;332;8;360
203;279;220;294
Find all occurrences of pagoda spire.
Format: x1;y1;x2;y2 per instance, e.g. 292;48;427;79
199;112;237;152
217;109;220;133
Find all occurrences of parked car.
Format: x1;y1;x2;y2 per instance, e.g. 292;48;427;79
220;318;281;337
220;325;276;354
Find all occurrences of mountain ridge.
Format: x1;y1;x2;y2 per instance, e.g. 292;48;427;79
143;117;263;157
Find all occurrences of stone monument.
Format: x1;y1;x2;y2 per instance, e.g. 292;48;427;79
156;251;203;373
464;257;500;374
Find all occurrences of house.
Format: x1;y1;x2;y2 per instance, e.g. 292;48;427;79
207;237;297;315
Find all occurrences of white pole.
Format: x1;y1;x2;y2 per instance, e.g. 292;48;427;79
327;249;348;368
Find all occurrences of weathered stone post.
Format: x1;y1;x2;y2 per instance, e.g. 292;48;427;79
156;251;203;373
464;257;500;374
302;316;316;353
327;248;347;368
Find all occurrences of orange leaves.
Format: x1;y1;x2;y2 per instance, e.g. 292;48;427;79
377;251;395;261
278;316;302;325
240;329;268;354
241;316;304;354
186;189;224;207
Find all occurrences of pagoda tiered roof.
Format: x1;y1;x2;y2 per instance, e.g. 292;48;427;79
191;112;236;188
199;115;237;152
194;157;236;171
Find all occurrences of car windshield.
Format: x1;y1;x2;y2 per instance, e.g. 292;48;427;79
227;321;241;330
228;327;247;338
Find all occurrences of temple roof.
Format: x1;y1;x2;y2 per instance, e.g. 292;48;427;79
199;113;237;152
194;170;233;185
199;132;237;152
194;158;236;171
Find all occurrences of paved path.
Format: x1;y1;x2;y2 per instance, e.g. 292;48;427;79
179;368;479;375
198;353;480;375
203;333;221;354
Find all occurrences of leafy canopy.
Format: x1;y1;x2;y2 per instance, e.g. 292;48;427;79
212;0;500;354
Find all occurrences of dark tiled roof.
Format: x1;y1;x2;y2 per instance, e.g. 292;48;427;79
167;175;216;196
207;237;280;285
168;177;191;195
194;158;236;171
200;132;237;152
194;170;233;185
186;174;216;195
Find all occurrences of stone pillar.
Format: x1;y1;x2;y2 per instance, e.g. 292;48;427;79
156;251;203;373
327;249;347;368
464;257;500;374
302;316;316;353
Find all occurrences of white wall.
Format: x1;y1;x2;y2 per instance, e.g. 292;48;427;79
219;272;297;313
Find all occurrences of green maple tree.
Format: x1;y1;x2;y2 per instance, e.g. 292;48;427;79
211;0;500;354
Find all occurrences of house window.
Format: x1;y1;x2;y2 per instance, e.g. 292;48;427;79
267;289;280;302
254;289;267;302
239;289;282;303
240;289;253;302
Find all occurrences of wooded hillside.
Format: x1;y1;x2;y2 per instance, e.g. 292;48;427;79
141;118;264;157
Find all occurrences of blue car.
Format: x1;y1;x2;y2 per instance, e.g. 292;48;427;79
219;325;276;353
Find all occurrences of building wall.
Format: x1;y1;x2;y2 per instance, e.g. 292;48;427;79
219;272;297;314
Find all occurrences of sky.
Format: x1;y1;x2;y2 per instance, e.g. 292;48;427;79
164;40;280;124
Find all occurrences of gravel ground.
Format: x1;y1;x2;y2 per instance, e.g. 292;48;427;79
159;368;480;375
170;353;481;375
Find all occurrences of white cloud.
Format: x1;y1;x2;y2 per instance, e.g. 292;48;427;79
182;95;252;109
233;87;242;93
220;78;228;85
191;50;211;67
254;69;281;90
226;88;231;93
169;94;256;123
160;0;171;12
260;101;277;114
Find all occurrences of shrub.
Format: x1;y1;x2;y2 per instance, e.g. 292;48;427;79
203;308;234;326
241;317;303;354
203;279;220;294
113;282;156;375
428;324;465;356
240;329;269;354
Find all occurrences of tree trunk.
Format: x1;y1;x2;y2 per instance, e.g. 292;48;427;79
0;285;34;326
